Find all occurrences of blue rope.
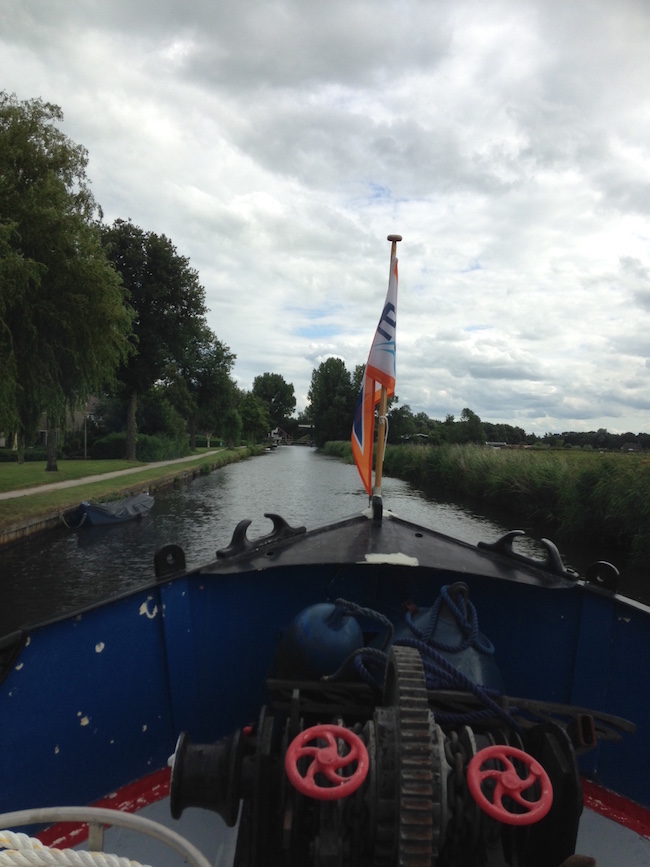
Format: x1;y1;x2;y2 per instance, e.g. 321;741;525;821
405;585;495;654
333;598;394;650
353;648;389;688
322;646;387;689
394;637;522;733
320;591;521;733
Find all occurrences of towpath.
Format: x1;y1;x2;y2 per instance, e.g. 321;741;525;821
0;450;224;501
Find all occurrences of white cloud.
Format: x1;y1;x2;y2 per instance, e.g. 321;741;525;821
1;0;650;434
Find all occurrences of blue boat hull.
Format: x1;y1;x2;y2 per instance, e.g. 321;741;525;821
1;510;649;862
72;493;155;527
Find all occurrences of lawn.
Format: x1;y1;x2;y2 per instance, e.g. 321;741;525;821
0;460;142;494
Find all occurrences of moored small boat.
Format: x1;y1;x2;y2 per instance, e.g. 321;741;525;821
67;492;155;528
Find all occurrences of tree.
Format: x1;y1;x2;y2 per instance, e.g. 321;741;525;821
195;335;237;447
387;404;417;444
102;219;208;460
0;93;134;467
137;386;187;440
0;223;39;431
221;408;243;448
483;421;528;445
460;408;486;444
160;364;195;437
307;358;356;447
252;373;296;430
351;364;365;396
412;412;444;444
239;392;271;443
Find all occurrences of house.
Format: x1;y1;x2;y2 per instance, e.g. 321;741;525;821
1;397;99;451
268;427;292;445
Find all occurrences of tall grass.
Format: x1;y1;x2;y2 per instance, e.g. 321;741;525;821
322;441;650;564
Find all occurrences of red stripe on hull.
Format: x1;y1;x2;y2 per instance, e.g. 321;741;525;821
33;769;650;849
582;778;650;839
36;767;171;848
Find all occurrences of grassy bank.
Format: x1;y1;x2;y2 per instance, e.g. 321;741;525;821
0;459;144;494
0;448;262;534
323;441;650;564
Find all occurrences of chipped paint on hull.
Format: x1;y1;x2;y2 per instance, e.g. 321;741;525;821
139;598;158;619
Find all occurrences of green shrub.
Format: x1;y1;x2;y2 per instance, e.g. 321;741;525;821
92;432;190;461
92;432;128;459
0;447;50;462
136;434;190;462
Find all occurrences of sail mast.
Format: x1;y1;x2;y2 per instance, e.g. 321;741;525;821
372;234;401;520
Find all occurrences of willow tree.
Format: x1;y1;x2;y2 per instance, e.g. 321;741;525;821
0;93;134;467
0;222;42;434
102;220;209;461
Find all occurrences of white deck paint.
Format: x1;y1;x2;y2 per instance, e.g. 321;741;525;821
85;798;650;867
577;808;650;867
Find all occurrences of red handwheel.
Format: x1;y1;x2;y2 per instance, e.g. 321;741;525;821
467;745;553;826
285;724;369;801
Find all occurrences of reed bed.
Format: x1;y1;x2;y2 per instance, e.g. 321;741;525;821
323;442;650;564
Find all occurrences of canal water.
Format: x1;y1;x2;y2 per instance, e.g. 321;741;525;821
0;446;637;636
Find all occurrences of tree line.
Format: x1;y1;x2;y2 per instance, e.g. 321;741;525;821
304;357;650;452
0;93;298;467
2;93;647;468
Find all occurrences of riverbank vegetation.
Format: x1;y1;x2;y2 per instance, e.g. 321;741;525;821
323;441;650;565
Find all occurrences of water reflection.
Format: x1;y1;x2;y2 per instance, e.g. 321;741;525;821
0;447;577;635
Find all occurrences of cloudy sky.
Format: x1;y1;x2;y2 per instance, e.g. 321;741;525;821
2;0;650;435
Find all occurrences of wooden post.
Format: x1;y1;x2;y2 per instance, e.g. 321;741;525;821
373;385;389;493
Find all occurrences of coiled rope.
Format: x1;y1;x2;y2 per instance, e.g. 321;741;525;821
0;831;147;867
0;808;211;867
